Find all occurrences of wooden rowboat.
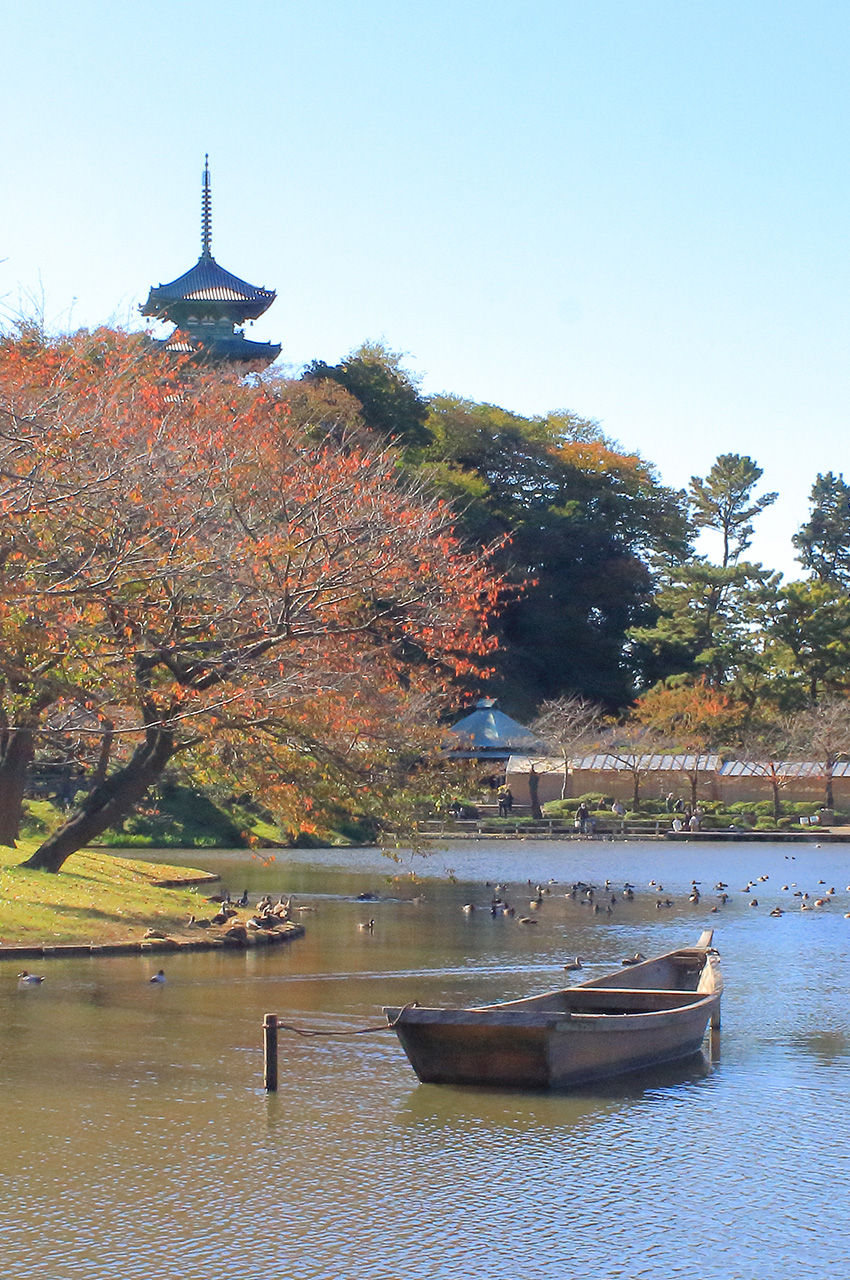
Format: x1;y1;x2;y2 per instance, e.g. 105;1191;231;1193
384;930;722;1089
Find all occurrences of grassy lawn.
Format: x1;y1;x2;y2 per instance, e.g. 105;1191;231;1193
0;839;219;947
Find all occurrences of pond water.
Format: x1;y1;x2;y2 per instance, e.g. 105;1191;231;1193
2;838;849;1280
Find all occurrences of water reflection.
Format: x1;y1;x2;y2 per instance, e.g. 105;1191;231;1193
4;839;850;1280
790;1030;850;1063
397;1047;716;1131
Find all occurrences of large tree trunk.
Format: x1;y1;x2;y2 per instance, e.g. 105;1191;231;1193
0;726;36;847
22;724;175;873
90;718;115;789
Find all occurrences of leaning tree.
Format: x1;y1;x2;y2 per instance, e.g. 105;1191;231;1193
0;327;504;869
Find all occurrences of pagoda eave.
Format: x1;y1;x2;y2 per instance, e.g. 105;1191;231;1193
141;294;273;324
153;331;281;367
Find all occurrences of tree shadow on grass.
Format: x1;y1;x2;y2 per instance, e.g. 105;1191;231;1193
52;905;181;927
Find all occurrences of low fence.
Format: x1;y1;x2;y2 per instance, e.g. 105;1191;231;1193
418;817;667;839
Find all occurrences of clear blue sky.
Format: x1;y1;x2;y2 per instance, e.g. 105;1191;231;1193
4;1;849;576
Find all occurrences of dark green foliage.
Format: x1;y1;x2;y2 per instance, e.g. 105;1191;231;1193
304;341;432;449
726;799;820;817
629;559;780;699
288;830;328;848
321;810;383;844
542;794;609;815
631;454;781;700
542;794;828;829
689;454;777;567
769;579;850;703
92;782;248;848
20;802;50;837
792;472;850;585
423;397;690;713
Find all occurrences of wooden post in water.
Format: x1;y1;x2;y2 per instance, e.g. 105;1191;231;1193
263;1013;279;1091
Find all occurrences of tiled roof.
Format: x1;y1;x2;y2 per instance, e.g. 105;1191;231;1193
505;754;847;776
572;753;722;772
720;760;850;777
506;753;721;772
142;254;276;318
159;330;281;365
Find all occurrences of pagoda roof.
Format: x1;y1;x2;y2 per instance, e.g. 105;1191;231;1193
445;698;545;757
141;253;276;320
142;156;278;325
157;328;282;366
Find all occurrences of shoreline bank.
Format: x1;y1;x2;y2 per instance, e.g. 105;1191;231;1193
416;827;850;843
0;923;305;962
0;844;308;956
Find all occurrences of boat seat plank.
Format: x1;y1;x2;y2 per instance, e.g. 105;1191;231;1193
562;988;706;1012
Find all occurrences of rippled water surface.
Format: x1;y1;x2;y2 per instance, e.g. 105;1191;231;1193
3;839;850;1279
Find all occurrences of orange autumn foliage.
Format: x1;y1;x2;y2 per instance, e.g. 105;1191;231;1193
633;678;748;747
0;327;505;868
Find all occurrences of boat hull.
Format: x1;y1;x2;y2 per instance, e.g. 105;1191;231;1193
385;933;722;1090
390;1000;718;1088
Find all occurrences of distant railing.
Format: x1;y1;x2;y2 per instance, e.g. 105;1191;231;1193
417;817;665;838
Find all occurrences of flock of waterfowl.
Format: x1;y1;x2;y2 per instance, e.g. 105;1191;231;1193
14;889;302;989
447;855;850;948
13;851;850;989
351;855;850;943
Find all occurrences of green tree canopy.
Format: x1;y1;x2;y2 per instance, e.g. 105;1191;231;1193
767;579;850;704
633;453;781;708
304;341;432;450
689;453;777;567
628;559;780;706
792;471;850;585
421;396;691;713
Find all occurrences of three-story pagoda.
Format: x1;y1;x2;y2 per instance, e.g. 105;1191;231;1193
141;156;281;366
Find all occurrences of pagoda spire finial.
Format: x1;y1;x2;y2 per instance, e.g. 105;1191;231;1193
201;153;212;258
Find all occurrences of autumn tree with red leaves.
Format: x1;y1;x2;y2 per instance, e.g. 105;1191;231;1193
633;679;748;805
633;679;749;751
0;328;503;870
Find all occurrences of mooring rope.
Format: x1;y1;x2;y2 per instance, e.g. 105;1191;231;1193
273;1001;420;1037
